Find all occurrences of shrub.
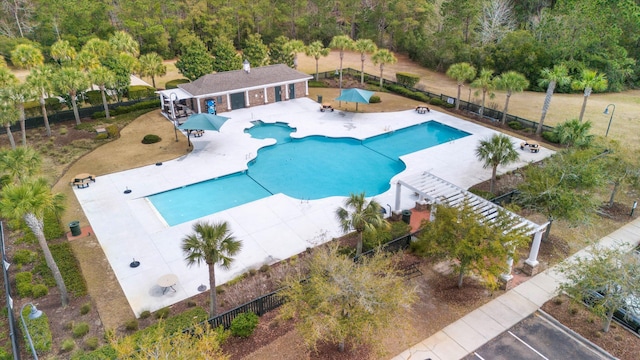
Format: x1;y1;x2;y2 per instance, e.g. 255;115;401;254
31;284;49;298
308;80;326;88
84;336;99;350
15;272;33;297
22;307;52;353
248;268;257;276
187;300;197;307
0;347;9;360
85;90;105;106
142;134;161;144
165;79;190;89
95;133;109;140
125;319;139;331
72;322;90;338
429;98;445;106
48;242;88;297
369;95;381;103
45;97;63;112
127;85;156;100
139;310;151;319
154;307;170;319
541;131;560;143
13;249;35;266
230;312;259;338
59;126;68;135
105;125;119;138
80;302;91;315
508;121;524;130
395;72;420;88
259;264;270;273
61;338;76;352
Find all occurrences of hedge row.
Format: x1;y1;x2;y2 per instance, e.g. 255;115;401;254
92;99;161;119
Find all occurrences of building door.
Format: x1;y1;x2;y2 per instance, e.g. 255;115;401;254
230;92;246;109
288;83;296;99
274;86;282;102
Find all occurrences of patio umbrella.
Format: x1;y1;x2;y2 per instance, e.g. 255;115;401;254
178;113;231;147
335;88;375;111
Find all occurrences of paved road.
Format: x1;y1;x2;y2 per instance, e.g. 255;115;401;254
462;312;608;360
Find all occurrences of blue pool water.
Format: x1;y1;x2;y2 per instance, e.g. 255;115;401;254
148;121;470;226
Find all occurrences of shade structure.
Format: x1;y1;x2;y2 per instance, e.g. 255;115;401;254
335;88;375;110
178;113;231;147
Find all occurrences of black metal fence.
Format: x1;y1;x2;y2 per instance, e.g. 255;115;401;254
1;222;21;360
315;68;553;133
0;97;157;135
188;230;419;333
490;190;520;205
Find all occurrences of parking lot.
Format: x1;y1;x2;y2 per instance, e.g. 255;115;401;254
462;312;611;360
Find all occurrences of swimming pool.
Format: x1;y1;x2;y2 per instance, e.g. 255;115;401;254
148;121;470;226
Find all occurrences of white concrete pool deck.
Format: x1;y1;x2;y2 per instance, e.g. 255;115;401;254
73;97;552;316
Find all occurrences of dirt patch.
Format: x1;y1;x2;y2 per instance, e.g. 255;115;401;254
542;295;640;360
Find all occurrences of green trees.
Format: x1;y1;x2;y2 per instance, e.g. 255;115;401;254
284;39;305;69
353;39;377;84
0;148;68;306
552;119;594;148
412;199;530;289
279;245;416;353
10;44;44;70
269;36;294;67
138;52;166;88
0;67;19;148
53;67;90;125
335;192;387;257
571;69;608;123
558;244;640;332
243;33;270;67
176;38;214;81
304;41;330;81
329;35;355;90
50;39;77;65
537;64;570;135
371;49;397;88
494;70;529;124
211;37;243;72
3;82;35;146
181;221;243;316
470;68;495;116
446;62;477;110
475;134;519;194
109;30;140;58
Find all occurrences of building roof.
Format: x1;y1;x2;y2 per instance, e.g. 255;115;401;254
179;64;313;97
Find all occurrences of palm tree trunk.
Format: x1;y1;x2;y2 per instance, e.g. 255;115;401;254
339;52;344;90
356;231;363;257
339;340;345;352
25;213;69;306
490;165;498;193
315;59;319;81
151;76;156;89
360;54;365;84
457;264;466;288
501;93;512;124
456;84;462;110
603;309;614;332
208;263;217;316
39;94;52;137
100;86;110;119
4;123;16;149
578;93;588;122
609;181;620;207
537;81;556;134
379;65;384;88
480;90;486;116
71;92;81;125
18;104;27;146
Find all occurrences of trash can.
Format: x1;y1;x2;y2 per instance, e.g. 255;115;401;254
317;95;323;103
69;221;81;236
401;210;412;224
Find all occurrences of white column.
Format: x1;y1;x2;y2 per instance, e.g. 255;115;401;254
263;88;268;103
305;81;309;95
196;98;202;113
245;91;250;107
525;225;547;267
394;183;402;212
226;94;231;110
285;84;290;99
501;256;514;282
429;204;436;221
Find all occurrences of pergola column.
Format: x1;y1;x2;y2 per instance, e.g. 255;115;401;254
523;223;548;276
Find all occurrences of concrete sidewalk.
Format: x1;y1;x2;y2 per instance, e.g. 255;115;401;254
392;217;640;360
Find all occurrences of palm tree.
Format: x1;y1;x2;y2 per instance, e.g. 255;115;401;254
446;62;477;110
552;119;594;148
0;176;68;306
138;52;166;88
335;192;387;257
89;66;116;119
4;83;35;146
571;69;608;123
0;147;42;185
304;41;330;81
354;39;377;84
53;67;90;125
182;221;242;316
537;64;570;134
109;31;140;57
470;68;495;117
26;64;55;136
50;39;77;65
82;38;111;59
371;49;397;88
494;71;529;124
284;39;305;70
329;35;355;90
475;134;519;194
0;69;19;148
10;44;44;70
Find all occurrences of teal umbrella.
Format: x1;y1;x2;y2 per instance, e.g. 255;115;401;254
178;113;231;147
335;88;375;110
